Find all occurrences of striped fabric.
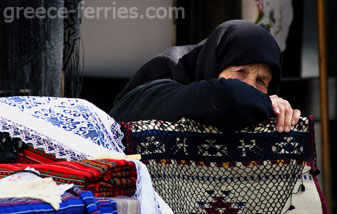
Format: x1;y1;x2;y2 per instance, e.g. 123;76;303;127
111;197;140;214
17;144;62;164
0;186;118;214
0;159;137;197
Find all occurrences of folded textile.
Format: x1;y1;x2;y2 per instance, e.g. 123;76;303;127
0;159;137;197
17;144;141;169
111;197;140;214
17;144;61;164
0;96;169;213
0;96;125;161
0;186;118;214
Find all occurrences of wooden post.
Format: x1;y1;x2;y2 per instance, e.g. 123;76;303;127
61;71;65;97
316;0;331;212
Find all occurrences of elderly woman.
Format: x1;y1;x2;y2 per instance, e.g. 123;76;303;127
110;20;301;133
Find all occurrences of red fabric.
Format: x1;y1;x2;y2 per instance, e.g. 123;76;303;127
17;145;62;164
0;159;137;197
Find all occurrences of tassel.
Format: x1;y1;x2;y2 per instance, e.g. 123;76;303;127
300;184;306;192
289;205;295;210
310;169;320;175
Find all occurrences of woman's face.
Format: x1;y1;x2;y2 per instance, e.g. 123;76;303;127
218;63;272;94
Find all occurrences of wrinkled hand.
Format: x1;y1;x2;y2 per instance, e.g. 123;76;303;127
269;95;301;133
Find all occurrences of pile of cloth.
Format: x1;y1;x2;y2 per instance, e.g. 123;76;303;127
0;159;137;198
0;96;173;214
0;169;118;214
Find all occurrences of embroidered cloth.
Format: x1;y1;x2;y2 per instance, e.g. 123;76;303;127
0;159;137;198
0;186;118;214
120;116;327;214
0;96;125;161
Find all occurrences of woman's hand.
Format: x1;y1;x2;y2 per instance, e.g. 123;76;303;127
269;95;301;133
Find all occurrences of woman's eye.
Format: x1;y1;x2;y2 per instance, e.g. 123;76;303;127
237;69;245;73
257;79;266;86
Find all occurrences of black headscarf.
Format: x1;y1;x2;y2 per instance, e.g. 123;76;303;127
115;20;282;103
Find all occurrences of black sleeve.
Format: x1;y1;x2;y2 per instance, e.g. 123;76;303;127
109;78;274;131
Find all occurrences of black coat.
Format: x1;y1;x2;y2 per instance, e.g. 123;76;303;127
114;20;282;104
110;78;273;131
110;20;280;131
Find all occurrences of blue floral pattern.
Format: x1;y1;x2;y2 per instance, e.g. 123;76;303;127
0;97;124;154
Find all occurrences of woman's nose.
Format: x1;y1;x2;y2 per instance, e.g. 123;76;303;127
243;77;257;89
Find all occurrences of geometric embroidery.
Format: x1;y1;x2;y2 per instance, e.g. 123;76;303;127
198;139;228;157
137;136;165;155
272;137;304;155
125;117;317;214
131;129;309;163
198;190;245;214
238;139;257;157
172;137;188;155
203;197;240;213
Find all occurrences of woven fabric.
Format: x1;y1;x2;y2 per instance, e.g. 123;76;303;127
0;159;137;197
0;186;117;214
111;197;140;214
121;116;326;214
0;96;125;161
17;144;61;164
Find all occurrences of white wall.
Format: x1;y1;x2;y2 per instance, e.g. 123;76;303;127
80;0;175;78
301;0;319;77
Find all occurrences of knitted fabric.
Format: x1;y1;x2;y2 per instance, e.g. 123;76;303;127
120;116;326;214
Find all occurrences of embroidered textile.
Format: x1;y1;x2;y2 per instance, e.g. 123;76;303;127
0;159;137;198
121;116;327;214
0;96;125;161
0;186;117;214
